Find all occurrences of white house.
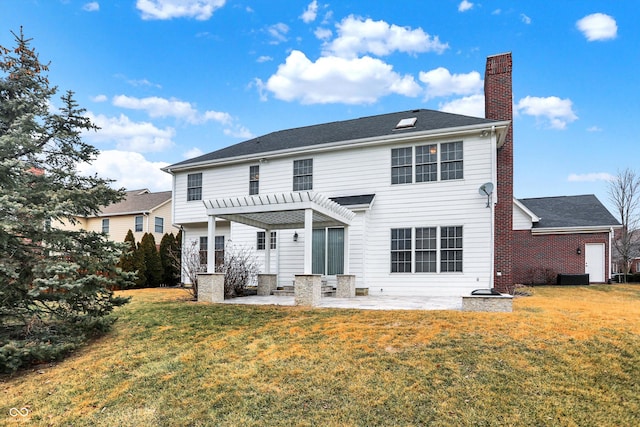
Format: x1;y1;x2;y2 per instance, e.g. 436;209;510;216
163;53;514;298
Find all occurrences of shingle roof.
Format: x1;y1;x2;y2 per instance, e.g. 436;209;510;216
99;189;172;216
330;194;376;207
518;195;620;228
168;109;500;169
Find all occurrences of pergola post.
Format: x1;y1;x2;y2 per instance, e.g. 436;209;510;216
303;208;313;274
207;215;216;273
264;228;271;274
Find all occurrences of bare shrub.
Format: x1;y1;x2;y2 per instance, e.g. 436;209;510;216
220;244;260;299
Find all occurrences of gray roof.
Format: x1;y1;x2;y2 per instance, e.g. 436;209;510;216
168;109;500;169
518;195;620;228
330;194;376;207
99;189;172;216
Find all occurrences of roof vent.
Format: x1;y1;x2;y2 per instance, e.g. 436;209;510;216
395;117;417;129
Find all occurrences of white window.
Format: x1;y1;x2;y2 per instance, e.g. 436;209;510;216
312;228;344;275
293;159;313;191
390;226;463;273
257;231;276;250
187;173;202;201
101;218;109;234
249;165;259;195
391;148;412;184
391;141;463;185
135;215;143;232
155;217;164;234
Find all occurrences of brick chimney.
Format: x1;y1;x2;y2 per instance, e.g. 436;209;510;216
484;52;514;293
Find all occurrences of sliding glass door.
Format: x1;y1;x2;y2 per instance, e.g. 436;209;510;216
312;227;344;275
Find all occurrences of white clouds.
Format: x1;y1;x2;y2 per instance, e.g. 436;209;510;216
439;94;485;118
301;0;318;23
267;23;289;44
112;95;232;125
516;96;578;129
82;2;99;12
257;55;273;63
568;172;614;182
419;67;483;100
78;150;172;191
576;13;617;41
323;15;448;58
183;147;204;159
521;14;531;25
587;125;603;132
91;94;108;103
136;0;225;21
263;50;420;104
314;27;333;41
458;1;473;12
84;112;175;152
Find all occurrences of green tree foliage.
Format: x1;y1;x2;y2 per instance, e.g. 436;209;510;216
117;230;138;280
0;29;132;373
159;232;180;286
139;233;163;287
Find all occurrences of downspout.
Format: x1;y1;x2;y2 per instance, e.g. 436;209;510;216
609;226;613;281
490;125;497;290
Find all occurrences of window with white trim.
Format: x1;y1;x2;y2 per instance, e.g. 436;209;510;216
391;147;412;184
257;231;276;250
249;165;259;195
390;228;412;272
391;141;463;185
441;142;463;180
101;218;109;234
155;217;164;234
293;159;313;191
135;215;143;232
390;226;463;273
440;226;463;272
187;173;202;201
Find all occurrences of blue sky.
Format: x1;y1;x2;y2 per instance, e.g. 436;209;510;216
1;0;636;213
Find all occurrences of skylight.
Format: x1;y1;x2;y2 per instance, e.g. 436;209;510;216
395;117;417;129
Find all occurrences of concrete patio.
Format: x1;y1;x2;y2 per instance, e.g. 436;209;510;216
221;294;463;311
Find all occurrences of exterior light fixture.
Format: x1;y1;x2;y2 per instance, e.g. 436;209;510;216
576;247;582;255
293;231;298;242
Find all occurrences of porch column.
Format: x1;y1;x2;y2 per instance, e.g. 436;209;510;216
207;215;216;273
303;208;313;274
264;228;271;274
343;224;350;274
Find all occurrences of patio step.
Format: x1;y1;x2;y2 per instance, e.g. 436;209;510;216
272;285;335;297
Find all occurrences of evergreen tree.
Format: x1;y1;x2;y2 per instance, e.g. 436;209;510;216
0;29;132;373
139;233;163;287
159;233;180;286
118;229;138;274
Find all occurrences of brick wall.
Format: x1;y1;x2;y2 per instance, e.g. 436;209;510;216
512;230;610;284
484;53;514;293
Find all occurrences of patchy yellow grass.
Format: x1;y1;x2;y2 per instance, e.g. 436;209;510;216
1;284;639;426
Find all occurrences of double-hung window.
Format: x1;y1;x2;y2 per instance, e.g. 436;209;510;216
390;228;412;273
293;159;313;191
249;165;259;195
391;147;412;184
135;215;143;232
415;227;437;272
155;217;164;233
441;142;463;180
187;173;203;201
440;226;463;272
415;144;438;182
199;236;226;272
101;218;109;234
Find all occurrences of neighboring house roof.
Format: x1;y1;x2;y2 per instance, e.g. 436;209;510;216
518;194;620;229
98;189;172;217
166;109;506;170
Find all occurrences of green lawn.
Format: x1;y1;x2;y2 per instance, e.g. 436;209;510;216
2;285;639;426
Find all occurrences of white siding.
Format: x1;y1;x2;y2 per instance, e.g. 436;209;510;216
172;133;495;296
513;203;534;230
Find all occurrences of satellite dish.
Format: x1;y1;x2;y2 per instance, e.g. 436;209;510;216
479;182;494;196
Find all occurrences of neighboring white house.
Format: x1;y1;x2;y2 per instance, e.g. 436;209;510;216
163;53;514;297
